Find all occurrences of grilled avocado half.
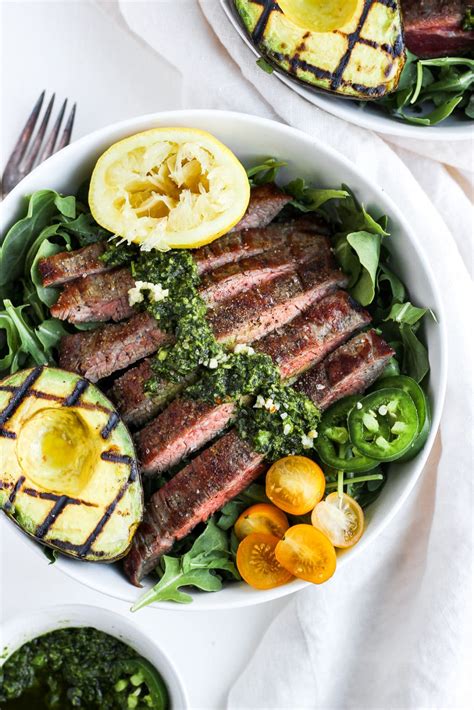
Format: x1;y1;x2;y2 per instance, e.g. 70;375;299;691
235;0;406;98
0;367;143;562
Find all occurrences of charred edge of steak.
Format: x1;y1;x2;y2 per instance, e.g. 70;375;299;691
124;430;266;585
50;268;135;324
59;312;171;382
228;183;292;233
38;242;108;288
136;291;371;475
295;329;395;411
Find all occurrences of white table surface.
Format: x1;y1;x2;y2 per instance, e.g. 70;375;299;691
0;2;290;708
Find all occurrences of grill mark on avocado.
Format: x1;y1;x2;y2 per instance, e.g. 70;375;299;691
35;496;71;538
252;0;280;44
3;476;25;512
246;0;401;95
0;428;16;439
100;412;120;439
0;366;43;426
22;487;96;505
330;0;373;90
0;385;114;414
62;378;89;406
47;463;136;557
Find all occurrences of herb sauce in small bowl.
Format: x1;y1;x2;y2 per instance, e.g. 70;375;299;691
0;626;169;710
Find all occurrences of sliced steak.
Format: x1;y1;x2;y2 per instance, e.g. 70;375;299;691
199;232;330;306
124;429;267;585
50;231;331;324
59;312;171;382
401;0;474;57
110;360;185;427
71;251;344;385
124;328;394;585
50;268;135;323
295;329;395;410
229;183;291;232
38;242;108;288
208;256;348;346
136;291;370;475
194;215;328;275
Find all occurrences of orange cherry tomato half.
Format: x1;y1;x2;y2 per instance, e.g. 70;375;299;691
236;533;294;590
311;492;364;548
275;524;336;584
266;456;326;515
234;503;290;541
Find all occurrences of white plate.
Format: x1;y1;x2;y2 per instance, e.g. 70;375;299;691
220;0;473;141
1;604;189;708
0;109;447;610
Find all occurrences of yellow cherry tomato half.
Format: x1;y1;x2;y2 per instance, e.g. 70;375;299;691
266;456;326;515
234;503;290;541
275;524;336;584
311;492;364;548
236;533;294;590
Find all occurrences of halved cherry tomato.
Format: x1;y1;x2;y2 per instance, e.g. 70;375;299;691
234;503;289;541
275;524;336;584
266;456;326;515
312;492;364;548
236;533;294;590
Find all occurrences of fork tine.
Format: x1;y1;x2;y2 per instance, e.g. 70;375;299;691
22;93;55;174
38;98;67;163
2;91;45;171
56;103;76;152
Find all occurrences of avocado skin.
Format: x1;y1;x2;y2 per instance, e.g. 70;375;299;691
234;0;406;99
0;367;143;563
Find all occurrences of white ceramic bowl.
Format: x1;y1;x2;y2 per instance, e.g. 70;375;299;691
221;0;473;141
0;110;447;610
1;604;189;708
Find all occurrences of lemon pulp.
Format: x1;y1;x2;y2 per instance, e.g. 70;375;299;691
89;127;250;251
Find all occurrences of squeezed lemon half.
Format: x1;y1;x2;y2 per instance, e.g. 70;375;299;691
89;127;250;251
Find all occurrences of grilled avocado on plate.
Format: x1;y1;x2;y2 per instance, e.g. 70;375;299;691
234;0;406;98
0;367;143;562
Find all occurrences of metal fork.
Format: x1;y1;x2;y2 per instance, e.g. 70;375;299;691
2;91;76;196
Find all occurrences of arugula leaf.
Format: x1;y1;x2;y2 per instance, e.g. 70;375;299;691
62;211;111;246
3;300;48;367
256;57;274;74
0;191;76;290
399;324;430;383
216;483;269;530
346;231;382;306
131;556;222;609
131;519;239;610
384;301;434;326
462;7;474;30
246;158;287;186
285;178;349;212
42;547;59;565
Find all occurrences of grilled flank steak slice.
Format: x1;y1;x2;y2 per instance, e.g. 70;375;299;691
38;241;108;288
60;255;347;382
49;231;332;324
59;312;170;382
294;329;395;410
228;182;291;231
38;184;298;290
401;0;474;58
124;328;394;585
136;291;371;475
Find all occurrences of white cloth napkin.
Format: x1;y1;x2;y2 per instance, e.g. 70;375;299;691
116;2;473;707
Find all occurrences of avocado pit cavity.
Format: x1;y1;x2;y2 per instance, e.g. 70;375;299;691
17;408;97;497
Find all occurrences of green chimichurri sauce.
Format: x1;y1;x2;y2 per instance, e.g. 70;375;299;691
0;627;169;710
102;239;322;461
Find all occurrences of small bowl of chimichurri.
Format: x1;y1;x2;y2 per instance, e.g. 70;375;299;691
0;605;188;709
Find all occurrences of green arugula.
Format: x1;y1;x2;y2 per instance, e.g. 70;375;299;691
131;519;239;609
378;51;474;125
